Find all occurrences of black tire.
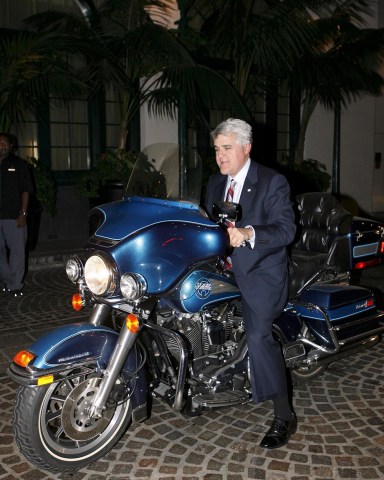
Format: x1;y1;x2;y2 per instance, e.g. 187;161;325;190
13;368;132;473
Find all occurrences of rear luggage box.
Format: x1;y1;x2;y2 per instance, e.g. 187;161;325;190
295;284;380;346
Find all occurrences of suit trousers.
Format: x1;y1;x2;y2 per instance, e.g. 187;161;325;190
0;219;27;291
236;266;289;404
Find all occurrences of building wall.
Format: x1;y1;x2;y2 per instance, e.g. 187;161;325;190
140;109;178;149
305;2;383;215
372;1;384;212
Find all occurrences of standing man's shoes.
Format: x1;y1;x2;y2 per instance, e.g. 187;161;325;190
10;289;23;297
259;414;297;449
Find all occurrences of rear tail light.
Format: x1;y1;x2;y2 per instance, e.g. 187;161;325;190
354;258;381;269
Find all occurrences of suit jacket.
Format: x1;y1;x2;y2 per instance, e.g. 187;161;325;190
205;160;296;293
205;160;296;402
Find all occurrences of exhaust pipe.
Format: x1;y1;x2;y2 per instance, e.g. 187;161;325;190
306;335;380;369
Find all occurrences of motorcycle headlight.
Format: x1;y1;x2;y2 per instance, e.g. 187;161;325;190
66;257;84;283
84;254;117;296
120;273;147;301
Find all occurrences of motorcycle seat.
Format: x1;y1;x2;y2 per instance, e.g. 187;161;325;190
289;192;353;298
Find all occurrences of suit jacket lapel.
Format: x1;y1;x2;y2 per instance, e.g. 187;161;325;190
213;177;227;202
238;161;258;224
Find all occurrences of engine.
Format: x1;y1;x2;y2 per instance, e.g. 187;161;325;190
157;302;245;374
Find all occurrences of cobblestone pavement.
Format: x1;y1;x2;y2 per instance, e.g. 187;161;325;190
1;264;384;480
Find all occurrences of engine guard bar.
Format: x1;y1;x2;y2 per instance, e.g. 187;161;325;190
143;322;189;412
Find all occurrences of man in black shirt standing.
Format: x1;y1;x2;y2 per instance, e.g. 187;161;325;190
0;133;33;297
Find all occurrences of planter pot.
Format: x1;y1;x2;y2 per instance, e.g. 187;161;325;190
89;181;125;235
89;181;125;209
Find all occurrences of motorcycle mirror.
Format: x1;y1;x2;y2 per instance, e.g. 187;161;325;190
212;201;242;224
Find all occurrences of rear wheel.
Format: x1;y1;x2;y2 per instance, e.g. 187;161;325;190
13;367;132;473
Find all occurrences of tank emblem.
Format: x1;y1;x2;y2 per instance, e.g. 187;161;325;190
195;278;212;299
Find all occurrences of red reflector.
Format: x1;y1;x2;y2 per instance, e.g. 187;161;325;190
380;241;384;254
72;293;84;311
367;298;375;307
354;258;381;269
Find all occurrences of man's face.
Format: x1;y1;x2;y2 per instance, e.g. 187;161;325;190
214;133;251;177
0;136;11;159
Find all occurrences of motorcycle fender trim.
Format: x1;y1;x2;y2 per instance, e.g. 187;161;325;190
8;324;118;386
24;323;118;369
8;325;149;411
7;361;99;387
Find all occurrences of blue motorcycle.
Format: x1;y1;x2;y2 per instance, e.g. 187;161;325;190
8;143;384;473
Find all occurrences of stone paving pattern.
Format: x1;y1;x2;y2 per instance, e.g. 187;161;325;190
0;264;384;480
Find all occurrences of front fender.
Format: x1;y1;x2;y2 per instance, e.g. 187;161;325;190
7;323;143;389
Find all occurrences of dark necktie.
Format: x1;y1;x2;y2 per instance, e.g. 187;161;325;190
225;179;236;228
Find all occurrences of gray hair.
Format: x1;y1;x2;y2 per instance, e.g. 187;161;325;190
210;118;252;145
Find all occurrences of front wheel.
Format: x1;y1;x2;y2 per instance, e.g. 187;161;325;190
13;368;132;473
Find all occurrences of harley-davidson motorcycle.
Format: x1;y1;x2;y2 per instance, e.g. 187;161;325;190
8;143;384;473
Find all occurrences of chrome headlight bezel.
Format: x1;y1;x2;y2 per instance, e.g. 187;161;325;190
120;273;147;301
66;256;84;283
84;253;118;297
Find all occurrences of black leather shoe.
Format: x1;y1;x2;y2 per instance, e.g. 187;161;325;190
259;415;297;449
10;289;23;297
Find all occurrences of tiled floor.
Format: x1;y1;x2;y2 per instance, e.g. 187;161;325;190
1;264;383;480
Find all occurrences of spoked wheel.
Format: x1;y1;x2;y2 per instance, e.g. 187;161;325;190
13;366;132;473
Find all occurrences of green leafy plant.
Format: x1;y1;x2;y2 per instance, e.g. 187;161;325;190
279;156;331;196
75;149;137;199
28;157;57;217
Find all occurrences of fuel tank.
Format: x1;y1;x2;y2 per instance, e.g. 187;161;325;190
160;265;241;313
87;197;228;294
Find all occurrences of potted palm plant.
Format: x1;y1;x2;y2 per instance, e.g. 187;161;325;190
28;157;57;216
26;157;57;250
74;149;137;204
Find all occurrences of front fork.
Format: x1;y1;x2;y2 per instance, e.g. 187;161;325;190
87;303;140;418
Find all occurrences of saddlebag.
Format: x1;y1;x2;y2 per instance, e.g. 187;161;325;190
294;284;383;346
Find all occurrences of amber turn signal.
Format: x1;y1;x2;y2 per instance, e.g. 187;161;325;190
126;313;140;334
72;293;84;311
14;350;35;368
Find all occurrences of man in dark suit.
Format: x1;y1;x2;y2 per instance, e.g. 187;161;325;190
205;118;297;449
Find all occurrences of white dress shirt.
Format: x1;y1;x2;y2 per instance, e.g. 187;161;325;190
224;158;255;247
